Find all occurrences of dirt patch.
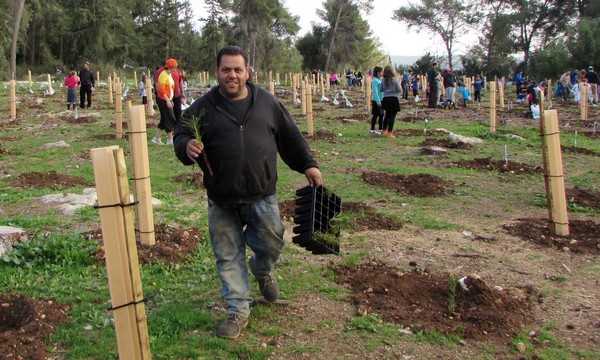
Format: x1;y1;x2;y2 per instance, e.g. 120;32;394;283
562;145;600;156
302;129;337;141
420;137;475;150
361;171;454;197
9;171;89;190
0;136;22;143
0;294;70;360
503;218;600;255
174;172;204;189
109;121;128;129
334;261;532;344
63;115;97;124
567;186;600;211
579;131;600;139
86;223;205;264
0;147;13;154
452;157;543;174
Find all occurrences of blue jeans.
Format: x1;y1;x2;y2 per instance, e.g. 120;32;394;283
208;195;285;318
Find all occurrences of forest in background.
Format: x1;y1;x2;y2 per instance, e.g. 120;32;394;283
2;0;600;81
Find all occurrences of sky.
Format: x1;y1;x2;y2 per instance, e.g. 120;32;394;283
191;0;478;57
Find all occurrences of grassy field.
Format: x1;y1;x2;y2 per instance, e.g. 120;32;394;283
1;77;599;359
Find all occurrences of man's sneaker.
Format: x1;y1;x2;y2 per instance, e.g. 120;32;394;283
216;313;248;339
151;136;164;145
369;129;376;134
166;139;173;145
376;130;382;135
257;273;279;302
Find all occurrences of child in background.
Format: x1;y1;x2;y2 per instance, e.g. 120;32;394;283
64;68;79;110
472;75;484;103
139;74;148;111
457;83;471;108
411;76;419;100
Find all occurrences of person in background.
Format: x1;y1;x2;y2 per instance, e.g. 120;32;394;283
427;62;440;108
181;70;189;99
380;65;402;139
173;45;322;340
152;58;178;145
515;70;524;95
155;60;187;125
585;66;599;105
330;72;339;86
457;83;471;108
472;75;484;103
401;70;410;100
411;75;419;99
442;68;456;106
369;66;384;135
64;67;79;110
139;74;148;112
78;61;95;109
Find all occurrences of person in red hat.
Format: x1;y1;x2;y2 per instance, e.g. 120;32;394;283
152;58;180;145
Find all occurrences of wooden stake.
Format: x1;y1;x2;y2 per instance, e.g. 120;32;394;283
580;82;588;121
291;74;297;106
543;110;570;235
537;90;553;223
27;69;32;87
146;77;154;116
134;71;138;89
128;105;156;246
268;81;275;95
47;74;54;94
9;80;16;119
108;76;114;105
301;79;307;115
115;81;123;140
489;81;497;132
306;82;314;136
91;146;150;359
498;77;505;108
96;71;100;85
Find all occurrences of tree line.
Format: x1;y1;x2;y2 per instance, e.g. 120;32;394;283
3;0;600;82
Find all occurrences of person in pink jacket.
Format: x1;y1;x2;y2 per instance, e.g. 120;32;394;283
64;68;79;110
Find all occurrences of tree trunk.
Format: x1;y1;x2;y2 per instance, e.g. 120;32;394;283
324;1;345;72
10;0;26;79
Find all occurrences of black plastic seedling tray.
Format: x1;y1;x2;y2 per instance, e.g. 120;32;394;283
292;185;342;255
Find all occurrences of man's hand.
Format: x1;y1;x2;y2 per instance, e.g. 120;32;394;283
304;167;323;187
186;139;203;162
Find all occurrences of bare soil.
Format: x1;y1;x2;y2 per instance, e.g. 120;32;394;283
9;171;90;190
452;157;543;174
361;171;455;197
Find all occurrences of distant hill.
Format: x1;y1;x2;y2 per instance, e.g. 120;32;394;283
390;55;420;66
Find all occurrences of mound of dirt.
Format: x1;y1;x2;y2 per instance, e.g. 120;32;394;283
503;218;600;254
361;171;454;197
562;145;600;156
420;138;475;150
453;157;543;174
87;223;205;264
0;294;70;360
10;171;89;190
63;115;97;124
567;186;600;211
0;147;12;154
334;261;532;344
174;172;204;189
302;129;337;141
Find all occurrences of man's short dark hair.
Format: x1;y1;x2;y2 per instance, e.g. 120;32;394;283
217;45;249;68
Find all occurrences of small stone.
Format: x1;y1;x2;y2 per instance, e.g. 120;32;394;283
569;239;577;244
2;303;10;308
566;324;576;330
528;331;537;337
563;247;570;252
366;287;373;293
516;342;526;353
40;314;46;319
483;330;487;335
399;329;412;336
409;261;417;267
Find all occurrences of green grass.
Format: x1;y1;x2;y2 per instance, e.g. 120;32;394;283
1;84;599;359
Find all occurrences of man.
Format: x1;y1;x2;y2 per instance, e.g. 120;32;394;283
515;70;524;96
152;58;179;145
585;66;599;105
442;68;456;106
173;45;323;339
427;62;440;108
78;62;95;109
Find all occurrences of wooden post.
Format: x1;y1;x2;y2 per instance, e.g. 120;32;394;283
146;78;154;116
301;79;307;115
543;110;570;236
128;105;156;246
268;81;275;95
489;81;497;132
269;70;272;85
537;90;553;223
133;71;138;89
28;69;32;87
326;73;331;93
91;146;151;360
580;83;588;121
9;80;16;119
115;81;123;140
484;76;488;91
47;74;54;94
108;76;114;105
306;82;314;136
276;72;280;85
291;74;297;106
96;71;100;85
365;76;371;115
498;77;505;108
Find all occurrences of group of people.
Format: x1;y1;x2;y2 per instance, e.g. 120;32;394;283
552;66;600;105
426;62;474;109
63;61;95;111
